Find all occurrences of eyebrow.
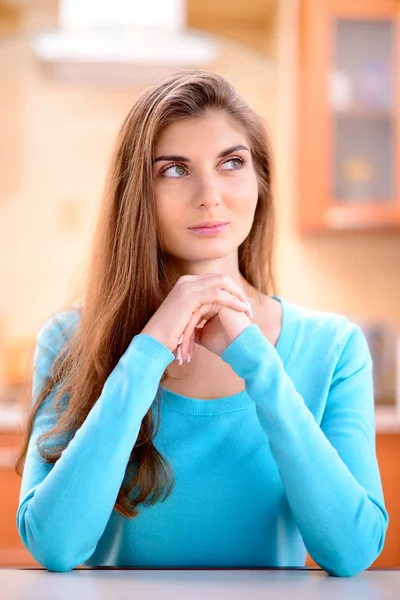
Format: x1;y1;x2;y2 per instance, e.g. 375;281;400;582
152;144;250;164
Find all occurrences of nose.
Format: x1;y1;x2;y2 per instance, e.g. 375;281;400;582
192;175;222;208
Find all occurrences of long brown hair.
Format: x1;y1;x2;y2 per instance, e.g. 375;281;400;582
15;69;277;518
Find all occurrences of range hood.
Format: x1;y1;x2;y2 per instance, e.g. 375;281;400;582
32;0;220;85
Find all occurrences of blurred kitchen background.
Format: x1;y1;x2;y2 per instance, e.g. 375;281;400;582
1;0;399;568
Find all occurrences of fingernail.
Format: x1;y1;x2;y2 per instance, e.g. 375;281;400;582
247;302;254;318
187;352;191;364
242;301;252;317
176;345;181;361
178;357;183;366
178;334;184;344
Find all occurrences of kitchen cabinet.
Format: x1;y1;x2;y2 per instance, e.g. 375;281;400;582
373;433;400;567
0;431;38;567
299;0;400;231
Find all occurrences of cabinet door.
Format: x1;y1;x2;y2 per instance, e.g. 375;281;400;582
0;432;39;567
299;0;400;231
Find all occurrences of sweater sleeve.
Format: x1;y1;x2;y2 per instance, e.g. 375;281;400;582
16;313;175;573
220;322;389;577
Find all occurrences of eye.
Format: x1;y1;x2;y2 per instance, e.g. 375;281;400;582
160;163;187;179
220;157;246;171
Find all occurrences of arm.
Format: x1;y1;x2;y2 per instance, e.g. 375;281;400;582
220;322;388;577
17;313;175;572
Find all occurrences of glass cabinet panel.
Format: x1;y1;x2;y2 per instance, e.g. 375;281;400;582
329;20;395;204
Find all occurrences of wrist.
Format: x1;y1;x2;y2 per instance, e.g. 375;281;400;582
219;310;252;346
129;333;175;368
140;327;168;350
220;323;263;367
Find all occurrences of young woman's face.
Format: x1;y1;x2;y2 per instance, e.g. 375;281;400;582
152;109;259;263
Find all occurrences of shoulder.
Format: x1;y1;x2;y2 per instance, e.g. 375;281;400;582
280;297;371;366
35;306;81;358
32;307;81;405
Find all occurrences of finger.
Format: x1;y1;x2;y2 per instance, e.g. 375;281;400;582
175;326;196;364
181;307;203;361
175;344;182;364
179;309;204;360
199;274;252;310
195;323;205;348
201;289;251;319
182;273;252;316
179;292;250;352
188;330;196;363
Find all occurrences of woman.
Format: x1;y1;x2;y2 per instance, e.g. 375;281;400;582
15;70;388;576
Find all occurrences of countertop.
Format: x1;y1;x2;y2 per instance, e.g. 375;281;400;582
0;568;399;600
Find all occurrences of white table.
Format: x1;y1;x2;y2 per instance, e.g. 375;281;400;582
0;567;399;600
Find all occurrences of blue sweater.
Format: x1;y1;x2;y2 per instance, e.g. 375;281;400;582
17;296;388;576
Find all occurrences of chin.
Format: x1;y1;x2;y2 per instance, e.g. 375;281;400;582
189;249;237;263
169;241;231;261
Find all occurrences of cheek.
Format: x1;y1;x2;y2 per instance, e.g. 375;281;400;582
155;193;187;252
154;196;171;244
155;192;180;228
230;174;258;215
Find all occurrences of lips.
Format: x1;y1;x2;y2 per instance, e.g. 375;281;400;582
189;223;229;236
189;222;229;229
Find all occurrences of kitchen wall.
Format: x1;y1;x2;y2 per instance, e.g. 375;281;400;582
0;0;399;373
0;3;280;352
1;0;399;568
1;0;399;358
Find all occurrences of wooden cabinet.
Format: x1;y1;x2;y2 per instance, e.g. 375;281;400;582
0;431;38;566
374;433;400;567
299;0;400;231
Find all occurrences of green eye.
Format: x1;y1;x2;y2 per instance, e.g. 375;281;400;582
161;163;186;178
221;157;245;170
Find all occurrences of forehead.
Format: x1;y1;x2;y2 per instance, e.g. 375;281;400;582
154;110;248;152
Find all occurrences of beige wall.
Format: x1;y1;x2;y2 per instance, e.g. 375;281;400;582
0;35;277;347
0;0;399;354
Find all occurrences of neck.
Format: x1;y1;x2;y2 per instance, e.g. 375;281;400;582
162;251;252;296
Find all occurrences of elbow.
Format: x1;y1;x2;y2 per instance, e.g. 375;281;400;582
321;551;378;578
322;534;388;578
322;558;371;578
18;530;79;572
21;538;86;573
38;557;78;573
16;504;88;573
314;508;389;578
315;547;380;577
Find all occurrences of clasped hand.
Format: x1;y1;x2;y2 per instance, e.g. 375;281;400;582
141;274;253;364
